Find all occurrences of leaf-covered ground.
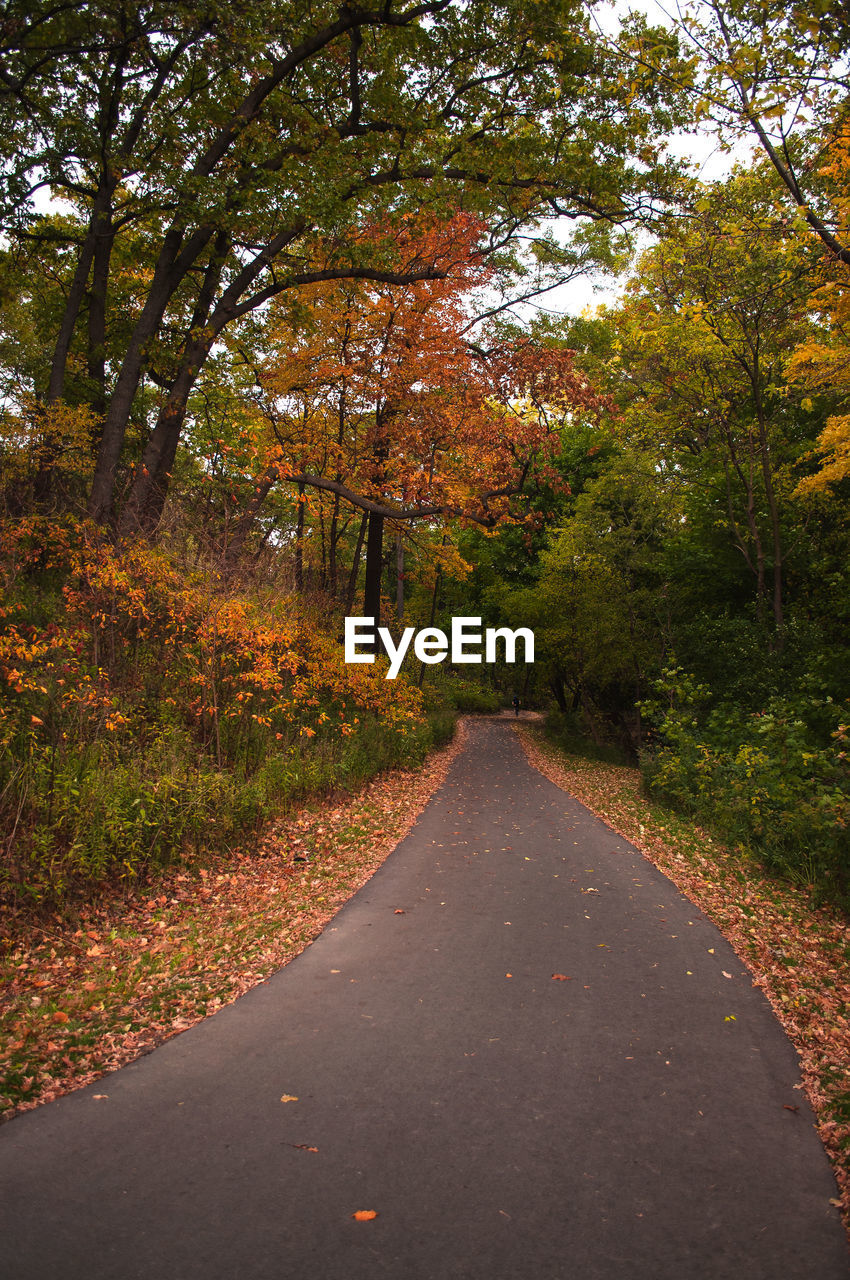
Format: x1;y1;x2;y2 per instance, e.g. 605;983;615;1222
3;715;848;1243
0;722;468;1122
517;724;850;1234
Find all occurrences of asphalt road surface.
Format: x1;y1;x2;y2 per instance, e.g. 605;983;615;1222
1;720;847;1279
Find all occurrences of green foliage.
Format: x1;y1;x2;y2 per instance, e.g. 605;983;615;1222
544;709;633;765
445;681;503;715
642;667;850;901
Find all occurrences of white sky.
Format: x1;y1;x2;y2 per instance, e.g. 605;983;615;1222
542;0;755;318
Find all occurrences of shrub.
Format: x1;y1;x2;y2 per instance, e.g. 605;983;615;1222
641;667;850;902
446;681;502;714
0;516;451;906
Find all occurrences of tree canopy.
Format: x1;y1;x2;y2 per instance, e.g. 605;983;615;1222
0;0;848;913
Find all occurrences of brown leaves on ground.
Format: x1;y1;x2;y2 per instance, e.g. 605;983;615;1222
0;723;467;1123
517;724;850;1237
351;1210;378;1221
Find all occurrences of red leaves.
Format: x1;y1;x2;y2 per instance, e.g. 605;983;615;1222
258;212;606;536
551;974;571;981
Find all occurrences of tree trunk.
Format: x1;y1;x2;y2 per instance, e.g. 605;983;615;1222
328;492;341;596
395;530;404;623
754;403;784;647
363;509;384;623
88;223;214;524
344;513;368;614
294;482;306;593
220;465;279;574
86;210;115;419
47;186;113;404
417;562;441;688
118;233;230;535
550;673;568;714
117;390;188;536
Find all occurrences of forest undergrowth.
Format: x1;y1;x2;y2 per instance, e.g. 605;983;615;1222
0;721;467;1123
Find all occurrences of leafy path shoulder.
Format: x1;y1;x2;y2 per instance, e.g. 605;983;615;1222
516;723;850;1235
0;720;468;1123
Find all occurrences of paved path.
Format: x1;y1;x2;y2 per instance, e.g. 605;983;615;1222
1;721;846;1279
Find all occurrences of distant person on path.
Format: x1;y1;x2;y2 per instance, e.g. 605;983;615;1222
512;694;520;717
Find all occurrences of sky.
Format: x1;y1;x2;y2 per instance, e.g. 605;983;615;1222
542;0;754;318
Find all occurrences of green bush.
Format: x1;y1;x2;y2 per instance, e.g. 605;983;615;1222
545;709;633;765
641;667;850;902
1;688;457;908
446;681;502;714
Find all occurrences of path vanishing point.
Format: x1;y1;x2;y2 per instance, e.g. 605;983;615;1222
1;719;847;1279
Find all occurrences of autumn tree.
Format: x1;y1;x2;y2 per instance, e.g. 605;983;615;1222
0;0;685;530
595;166;822;644
231;213;605;619
614;0;850;261
787;125;850;494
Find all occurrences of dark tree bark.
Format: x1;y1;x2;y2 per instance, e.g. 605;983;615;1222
220;465;279;574
363;509;384;622
395;529;404;622
344;512;368;614
294;481;306;593
86;208;115;417
549;672;568;714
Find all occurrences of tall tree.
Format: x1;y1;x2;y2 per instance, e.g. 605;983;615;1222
597;166;819;644
0;0;684;527
244;213;605;615
616;0;850;261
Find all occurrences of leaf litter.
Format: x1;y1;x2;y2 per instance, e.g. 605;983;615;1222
0;723;467;1124
517;723;850;1237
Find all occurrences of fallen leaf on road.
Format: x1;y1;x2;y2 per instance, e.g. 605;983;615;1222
393;909;405;914
516;724;850;1235
280;1094;298;1103
292;1144;318;1152
551;974;571;981
722;971;732;979
352;1210;378;1221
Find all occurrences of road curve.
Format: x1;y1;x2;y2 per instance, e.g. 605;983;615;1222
1;719;846;1279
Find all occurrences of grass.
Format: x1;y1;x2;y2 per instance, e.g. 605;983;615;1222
0;722;466;1119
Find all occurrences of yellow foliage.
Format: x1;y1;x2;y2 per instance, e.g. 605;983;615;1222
0;401;98;486
794;414;850;494
787;125;850;495
0;515;424;754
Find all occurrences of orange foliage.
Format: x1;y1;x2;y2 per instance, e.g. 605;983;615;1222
788;127;850;494
257;213;605;527
0;517;422;763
